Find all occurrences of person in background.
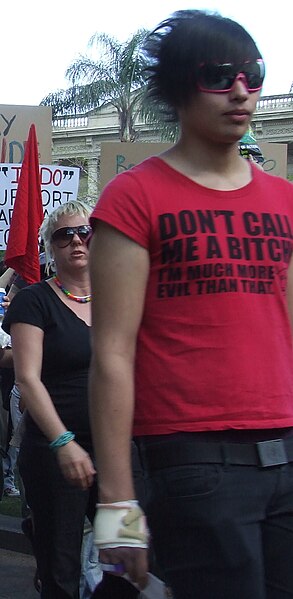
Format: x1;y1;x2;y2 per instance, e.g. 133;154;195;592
3;200;137;599
1;368;19;497
0;263;19;498
238;126;264;166
88;10;293;599
3;200;94;598
0;342;14;498
2;252;50;511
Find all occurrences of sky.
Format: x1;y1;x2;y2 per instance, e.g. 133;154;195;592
1;0;292;107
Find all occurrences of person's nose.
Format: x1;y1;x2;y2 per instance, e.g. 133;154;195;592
71;232;82;244
229;74;249;100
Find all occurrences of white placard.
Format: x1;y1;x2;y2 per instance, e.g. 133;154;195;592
0;164;80;248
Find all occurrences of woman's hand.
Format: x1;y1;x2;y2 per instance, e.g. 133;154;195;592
56;441;96;489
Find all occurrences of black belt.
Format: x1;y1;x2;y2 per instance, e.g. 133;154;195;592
141;437;293;470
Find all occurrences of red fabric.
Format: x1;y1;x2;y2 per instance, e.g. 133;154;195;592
5;124;44;284
91;157;293;435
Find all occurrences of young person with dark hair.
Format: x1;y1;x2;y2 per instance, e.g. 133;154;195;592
89;10;293;599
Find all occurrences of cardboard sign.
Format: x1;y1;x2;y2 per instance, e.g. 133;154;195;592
0;164;80;249
0;105;52;164
259;142;287;178
100;143;171;190
100;141;288;190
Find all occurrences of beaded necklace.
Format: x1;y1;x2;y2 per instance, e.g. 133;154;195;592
53;276;91;303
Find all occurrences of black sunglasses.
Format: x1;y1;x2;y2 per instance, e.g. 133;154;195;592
51;225;92;248
197;59;265;93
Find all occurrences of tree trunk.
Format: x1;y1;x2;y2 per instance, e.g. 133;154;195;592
118;108;138;142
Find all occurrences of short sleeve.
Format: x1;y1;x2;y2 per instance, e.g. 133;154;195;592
90;166;151;249
3;283;48;334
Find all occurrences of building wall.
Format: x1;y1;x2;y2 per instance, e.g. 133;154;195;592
52;94;293;197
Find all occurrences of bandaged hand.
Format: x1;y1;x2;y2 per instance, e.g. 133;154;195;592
93;500;149;549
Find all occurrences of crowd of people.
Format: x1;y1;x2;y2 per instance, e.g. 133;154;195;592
1;8;293;599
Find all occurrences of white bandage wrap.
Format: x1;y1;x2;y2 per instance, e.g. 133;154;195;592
93;501;149;549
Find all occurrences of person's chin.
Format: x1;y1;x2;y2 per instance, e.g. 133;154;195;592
70;257;88;267
221;126;249;145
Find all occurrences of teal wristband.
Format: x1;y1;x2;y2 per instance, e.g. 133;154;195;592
49;431;75;452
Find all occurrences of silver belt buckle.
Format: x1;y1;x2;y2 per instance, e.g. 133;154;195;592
257;439;288;467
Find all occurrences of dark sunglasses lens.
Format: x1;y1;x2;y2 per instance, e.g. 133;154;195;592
52;226;92;247
77;226;92;240
199;61;264;91
242;63;264;89
52;228;73;247
247;74;262;89
199;64;235;90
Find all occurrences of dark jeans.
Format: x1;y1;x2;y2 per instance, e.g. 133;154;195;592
138;433;293;599
19;439;98;599
19;438;141;599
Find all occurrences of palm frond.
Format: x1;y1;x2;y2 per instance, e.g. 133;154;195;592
66;57;109;84
42;28;177;142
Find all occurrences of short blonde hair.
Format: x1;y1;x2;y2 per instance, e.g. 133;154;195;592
40;199;92;273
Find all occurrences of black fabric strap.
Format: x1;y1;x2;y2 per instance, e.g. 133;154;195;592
142;437;293;470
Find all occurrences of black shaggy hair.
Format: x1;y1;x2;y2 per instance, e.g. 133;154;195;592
143;10;263;121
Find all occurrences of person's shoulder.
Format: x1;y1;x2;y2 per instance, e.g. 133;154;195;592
92;157;161;217
103;156;162;190
253;165;292;188
253;169;293;219
10;281;49;307
17;280;46;296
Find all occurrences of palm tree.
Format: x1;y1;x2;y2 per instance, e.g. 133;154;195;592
41;30;172;142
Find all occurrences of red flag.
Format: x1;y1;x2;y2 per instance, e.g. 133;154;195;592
5;124;44;284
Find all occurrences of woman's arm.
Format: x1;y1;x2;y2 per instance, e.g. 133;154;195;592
11;322;67;439
11;322;95;489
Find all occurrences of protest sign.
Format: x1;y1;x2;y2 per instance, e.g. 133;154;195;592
100;141;288;190
0;105;52;164
0;164;80;249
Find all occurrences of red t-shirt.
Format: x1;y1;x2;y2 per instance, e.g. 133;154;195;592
91;157;293;435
